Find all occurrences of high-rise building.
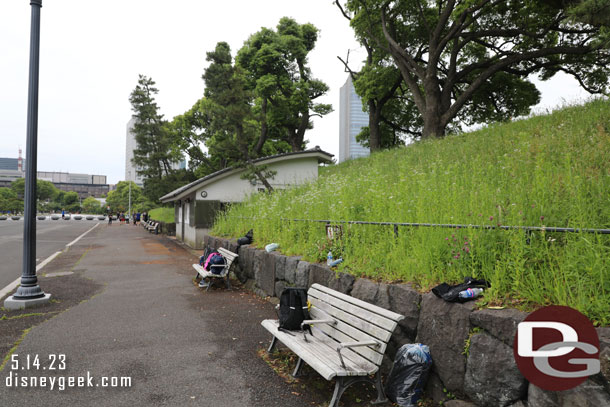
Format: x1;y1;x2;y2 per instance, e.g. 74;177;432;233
339;75;370;163
125;116;145;187
125;116;185;186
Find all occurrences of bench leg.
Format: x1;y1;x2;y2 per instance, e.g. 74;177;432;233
371;371;388;405
328;375;387;407
205;278;212;292
267;336;277;353
292;357;304;377
328;377;347;407
224;275;232;290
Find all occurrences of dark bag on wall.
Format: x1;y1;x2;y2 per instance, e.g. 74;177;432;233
237;229;254;246
431;276;491;303
278;288;311;333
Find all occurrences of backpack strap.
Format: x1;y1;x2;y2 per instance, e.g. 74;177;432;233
297;289;312;336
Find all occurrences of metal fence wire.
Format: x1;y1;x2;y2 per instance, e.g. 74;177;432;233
230;216;610;244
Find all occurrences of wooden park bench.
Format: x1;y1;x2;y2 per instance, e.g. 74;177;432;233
146;221;159;234
191;247;238;291
261;283;404;407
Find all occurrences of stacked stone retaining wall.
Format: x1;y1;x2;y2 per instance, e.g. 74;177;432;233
205;235;610;407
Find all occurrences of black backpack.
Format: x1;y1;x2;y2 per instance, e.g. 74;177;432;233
237;229;253;246
431;276;491;303
278;288;312;334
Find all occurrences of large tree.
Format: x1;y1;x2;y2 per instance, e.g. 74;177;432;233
0;188;21;213
236;17;332;152
169;18;332;189
106;181;145;213
336;2;417;149
343;0;610;138
129;75;183;201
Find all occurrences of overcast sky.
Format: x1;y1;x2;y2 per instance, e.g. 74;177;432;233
0;1;590;184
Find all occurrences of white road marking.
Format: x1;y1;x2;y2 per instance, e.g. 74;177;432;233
0;223;99;302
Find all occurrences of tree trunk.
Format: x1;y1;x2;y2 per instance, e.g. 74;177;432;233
291;111;309;152
368;100;381;151
254;169;274;192
421;79;446;139
254;98;268;155
422;112;446;138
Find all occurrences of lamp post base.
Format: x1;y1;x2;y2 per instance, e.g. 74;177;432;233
4;293;52;310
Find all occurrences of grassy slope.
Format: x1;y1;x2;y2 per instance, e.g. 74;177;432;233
148;207;174;223
213;100;610;324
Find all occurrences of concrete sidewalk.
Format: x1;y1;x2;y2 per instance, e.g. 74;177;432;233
0;224;319;407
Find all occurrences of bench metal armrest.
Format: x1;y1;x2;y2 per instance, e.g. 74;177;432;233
336;340;381;368
209;264;227;275
301;319;336;341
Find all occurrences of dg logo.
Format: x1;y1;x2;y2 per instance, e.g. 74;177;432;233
514;305;600;391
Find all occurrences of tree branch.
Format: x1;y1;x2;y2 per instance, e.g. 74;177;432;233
444;44;600;125
334;0;352;21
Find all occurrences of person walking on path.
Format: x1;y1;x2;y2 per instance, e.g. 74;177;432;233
61;209;65;219
108;214;113;226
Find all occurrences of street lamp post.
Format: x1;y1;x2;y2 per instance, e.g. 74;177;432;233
128;171;132;223
5;0;51;309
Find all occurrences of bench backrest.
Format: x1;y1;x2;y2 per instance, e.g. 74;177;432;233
307;283;404;368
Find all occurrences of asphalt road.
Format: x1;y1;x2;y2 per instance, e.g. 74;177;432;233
0;218;102;290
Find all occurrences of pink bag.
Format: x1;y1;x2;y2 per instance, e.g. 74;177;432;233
203;252;221;271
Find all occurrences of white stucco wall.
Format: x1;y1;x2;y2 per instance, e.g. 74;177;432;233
195;157;318;202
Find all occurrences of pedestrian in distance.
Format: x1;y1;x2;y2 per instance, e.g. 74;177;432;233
61;209;65;219
108;214;112;226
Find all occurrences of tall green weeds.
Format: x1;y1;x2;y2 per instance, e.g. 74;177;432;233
213;100;610;325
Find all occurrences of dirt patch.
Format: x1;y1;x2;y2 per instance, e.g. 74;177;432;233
139;260;175;265
0;249;104;371
259;347;391;407
140;241;172;255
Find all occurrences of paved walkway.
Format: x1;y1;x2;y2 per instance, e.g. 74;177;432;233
0;224;317;407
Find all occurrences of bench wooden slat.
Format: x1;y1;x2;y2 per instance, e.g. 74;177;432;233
308;298;393;343
304;315;383;370
261;320;377;380
309;324;385;369
308;288;398;333
311;283;404;322
217;247;238;263
309;307;385;366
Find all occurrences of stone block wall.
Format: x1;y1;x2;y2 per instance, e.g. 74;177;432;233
205;235;610;407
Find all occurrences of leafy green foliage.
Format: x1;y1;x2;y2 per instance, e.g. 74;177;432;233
106;181;145;214
213;99;610;324
129;75;185;202
2;179;66;213
62;191;81;213
9;178;59;201
81;197;103;214
0;188;21;213
341;0;610;138
168;18;331;190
